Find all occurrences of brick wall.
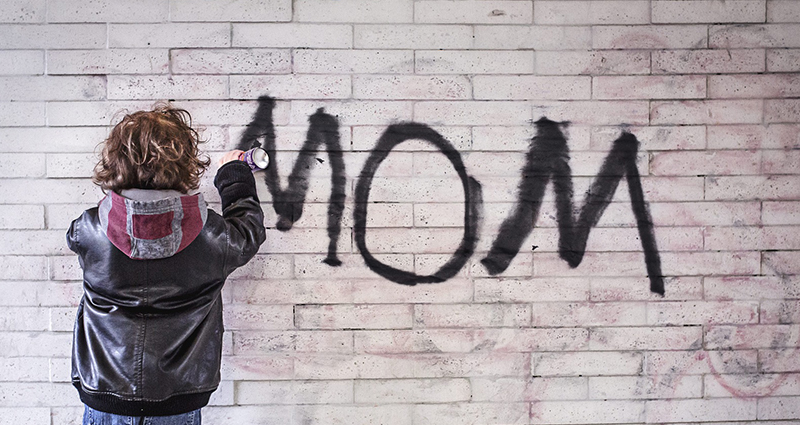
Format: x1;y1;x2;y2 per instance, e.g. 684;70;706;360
1;0;799;424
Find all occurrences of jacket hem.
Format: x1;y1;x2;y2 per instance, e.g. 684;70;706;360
75;382;213;416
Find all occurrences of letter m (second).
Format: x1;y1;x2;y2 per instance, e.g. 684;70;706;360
481;117;664;295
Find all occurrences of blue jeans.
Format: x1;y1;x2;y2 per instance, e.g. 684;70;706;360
83;406;201;425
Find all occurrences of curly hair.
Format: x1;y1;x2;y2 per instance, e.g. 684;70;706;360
93;104;210;193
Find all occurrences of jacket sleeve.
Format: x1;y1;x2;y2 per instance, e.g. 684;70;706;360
214;160;267;274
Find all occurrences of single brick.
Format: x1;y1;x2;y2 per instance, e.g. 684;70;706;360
706;175;800;200
533;100;650;125
766;98;800;123
653;49;765;74
768;0;800;22
354;378;470;403
0;0;44;23
589;375;702;399
0;153;45;178
651;100;764;124
291;100;412;125
593;25;708;49
171;0;290;22
0;24;105;49
767;48;800;71
414;304;530;328
589;326;703;350
416;50;534;74
109;23;230;48
234;23;353;48
355;24;473;49
295;0;412;23
237;380;352;405
531;301;646;327
593;75;706;100
705;324;799;349
650;150;760;176
471;377;588;402
763;201;800;224
535;0;649;25
0;76;105;101
295;304;413;330
530;400;645;424
646;398;756;422
231;75;351;100
108;75;228;100
536;50;650;75
474;25;591;50
533;351;642;376
474;76;591;100
353;75;470;100
0;50;43;75
295;49;413;74
710;24;800;48
415;403;527;425
709;73;800;98
48;49;169;75
47;0;166;22
648;301;759;325
415;1;532;24
652;0;766;23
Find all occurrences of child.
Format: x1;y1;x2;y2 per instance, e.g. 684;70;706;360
67;105;266;424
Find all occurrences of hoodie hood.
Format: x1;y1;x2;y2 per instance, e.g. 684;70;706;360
98;189;208;260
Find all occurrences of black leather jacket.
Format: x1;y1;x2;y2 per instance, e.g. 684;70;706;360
67;161;266;416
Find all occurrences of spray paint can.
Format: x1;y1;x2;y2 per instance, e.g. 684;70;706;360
239;147;269;171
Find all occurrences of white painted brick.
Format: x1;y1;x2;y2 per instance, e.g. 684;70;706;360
355;378;469;403
530;400;644;424
531;302;646;327
644;349;758;376
295;49;413;74
0;127;106;153
355;24;473;49
233;330;353;354
533;351;642;376
647;398;757;422
0;357;50;382
653;49;766;74
0;102;44;126
705;225;800;250
46;101;154;126
47;0;166;22
0;408;50;425
706;175;800;200
171;0;290;22
171;49;290;75
207;380;233;406
651;100;764;125
50;307;75;332
352;124;471;152
47;204;95;231
416;1;532;24
474;25;591;50
0;76;105;101
0;153;44;177
0;24;105;49
355;329;476;353
594;25;708;49
0;179;100;204
760;348;800;372
710;73;800;98
659;251;761;276
705;373;800;398
50;256;82;281
48;49;169;75
705;324;800;349
234;23;353;48
763;201;800;224
291;100;412;125
653;0;766;23
592;276;703;301
354;75;470;100
769;0;800;22
0;50;42;75
219;355;293;380
0;332;71;357
766;98;800;123
414;304;529;328
471;377;588;402
706;276;799;300
46;153;95;179
0;281;82;307
175;99;289;126
0;0;44;23
231;75;351;100
108;75;228;100
222;304;293;330
590;326;703;350
237;380;352;404
0;307;48;331
768;48;800;72
651;150;760;176
415;101;529;126
590;375;702;399
296;0;412;23
109;23;230;48
648;301;759;325
0;257;48;281
535;0;649;25
474;76;590;100
295;304;413;330
709;124;800;149
536;50;650;75
533;100;650;125
0;205;44;229
415;402;528;425
416;50;532;74
474;277;588;303
594;75;707;100
0;231;69;255
593;125;706;150
296;405;413;425
711;24;800;48
352;278;474;304
293;254;412;281
763;251;800;275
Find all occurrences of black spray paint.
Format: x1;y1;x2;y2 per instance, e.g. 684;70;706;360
237;96;346;266
353;123;483;285
481;118;664;295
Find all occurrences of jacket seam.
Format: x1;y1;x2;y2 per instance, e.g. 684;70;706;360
74;380;218;401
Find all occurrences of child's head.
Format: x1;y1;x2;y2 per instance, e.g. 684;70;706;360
94;104;210;193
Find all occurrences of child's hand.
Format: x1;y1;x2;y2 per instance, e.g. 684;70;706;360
218;150;244;166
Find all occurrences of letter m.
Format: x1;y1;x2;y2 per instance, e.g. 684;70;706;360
481;118;664;295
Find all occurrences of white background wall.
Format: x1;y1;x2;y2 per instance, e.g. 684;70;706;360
1;0;799;424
